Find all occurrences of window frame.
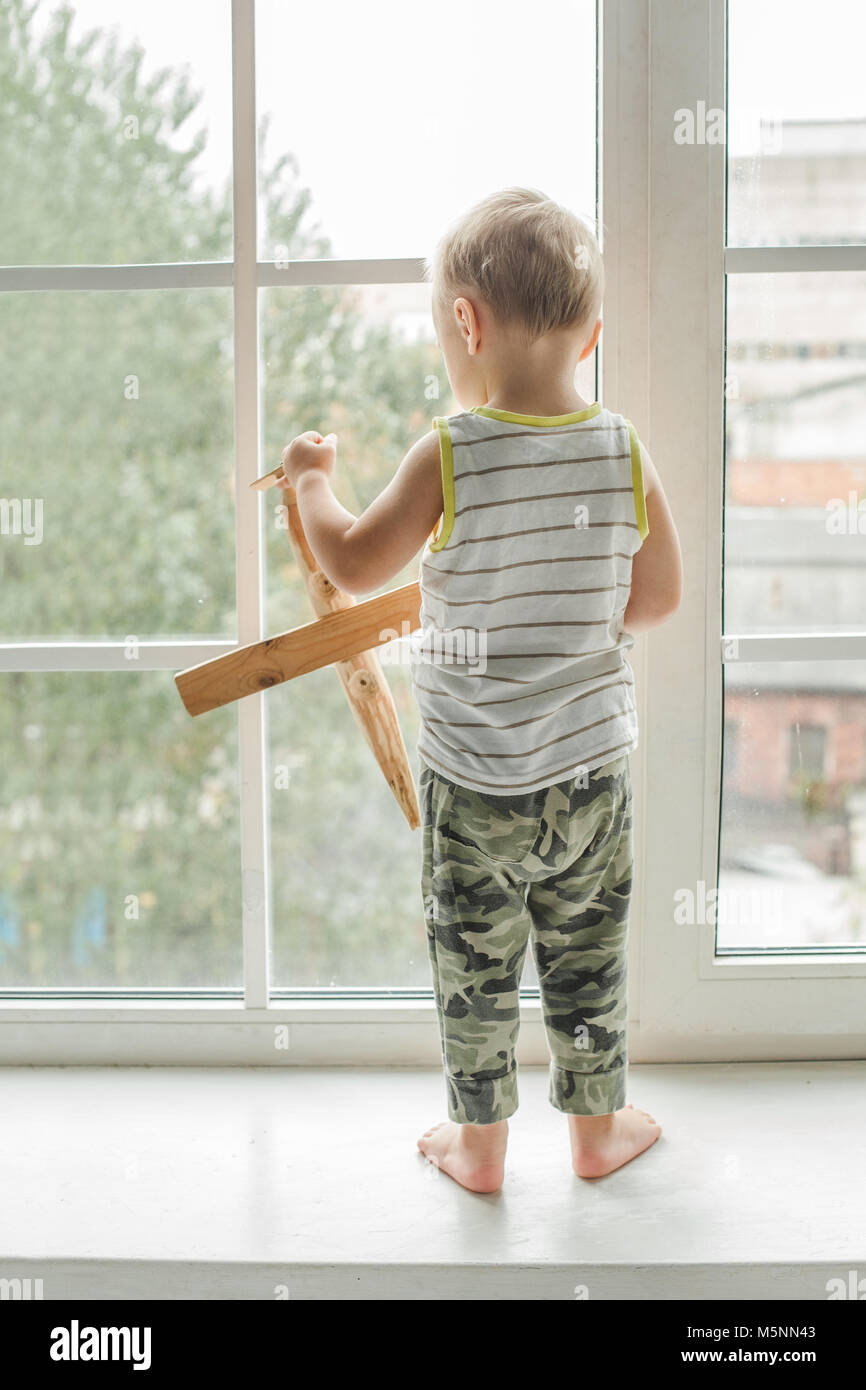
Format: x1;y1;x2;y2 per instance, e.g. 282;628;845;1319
0;0;594;1061
2;0;865;1065
631;0;866;1067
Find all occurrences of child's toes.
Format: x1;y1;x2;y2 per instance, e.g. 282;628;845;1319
418;1122;446;1145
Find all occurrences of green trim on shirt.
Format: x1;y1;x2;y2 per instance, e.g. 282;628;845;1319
626;420;650;542
428;416;455;552
470;401;602;427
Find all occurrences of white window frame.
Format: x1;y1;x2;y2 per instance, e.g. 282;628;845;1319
2;0;864;1065
624;0;866;1065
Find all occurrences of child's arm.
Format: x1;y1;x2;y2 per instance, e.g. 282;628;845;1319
622;441;683;633
283;429;444;595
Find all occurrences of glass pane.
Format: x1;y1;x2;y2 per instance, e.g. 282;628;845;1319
0;289;235;641
256;0;596;260
727;0;866;247
0;672;242;987
3;0;233;265
261;281;454;634
719;662;866;948
262;282;451;987
266;663;427;988
724;272;866;636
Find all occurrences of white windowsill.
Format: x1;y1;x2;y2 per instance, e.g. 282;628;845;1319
1;1060;863;1299
0;996;864;1064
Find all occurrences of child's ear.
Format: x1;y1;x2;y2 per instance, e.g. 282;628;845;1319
578;317;602;361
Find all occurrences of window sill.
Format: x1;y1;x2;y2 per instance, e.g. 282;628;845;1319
0;994;863;1063
1;1060;863;1299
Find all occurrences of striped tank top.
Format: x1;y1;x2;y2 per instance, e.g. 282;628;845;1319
410;401;649;794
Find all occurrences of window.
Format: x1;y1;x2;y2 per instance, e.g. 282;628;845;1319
631;0;866;1061
719;0;866;953
719;670;862;949
1;0;239;997
724;718;739;775
5;0;862;1063
0;0;596;1035
789;723;827;782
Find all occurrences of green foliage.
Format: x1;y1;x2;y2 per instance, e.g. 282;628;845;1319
0;0;453;988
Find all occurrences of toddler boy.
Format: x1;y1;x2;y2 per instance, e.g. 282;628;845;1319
279;187;682;1192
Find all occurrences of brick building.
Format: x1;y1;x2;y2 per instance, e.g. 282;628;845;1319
722;118;866;878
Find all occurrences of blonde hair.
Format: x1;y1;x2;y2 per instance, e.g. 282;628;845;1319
424;187;604;346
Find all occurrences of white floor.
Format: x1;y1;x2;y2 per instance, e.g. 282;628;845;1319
2;1061;864;1300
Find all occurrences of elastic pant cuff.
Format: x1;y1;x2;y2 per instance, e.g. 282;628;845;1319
445;1068;519;1125
549;1063;626;1116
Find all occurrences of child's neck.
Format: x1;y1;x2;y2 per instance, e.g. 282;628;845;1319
481;389;594;416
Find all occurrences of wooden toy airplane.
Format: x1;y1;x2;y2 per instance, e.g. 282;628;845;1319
175;459;422;829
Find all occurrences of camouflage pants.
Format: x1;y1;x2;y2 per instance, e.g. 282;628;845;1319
420;754;633;1125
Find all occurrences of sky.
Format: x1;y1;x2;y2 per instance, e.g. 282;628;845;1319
32;0;594;260
28;0;866;259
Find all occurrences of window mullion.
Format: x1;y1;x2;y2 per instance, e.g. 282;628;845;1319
600;0;652;1048
0;643;237;671
723;633;866;663
232;0;269;1010
725;246;866;273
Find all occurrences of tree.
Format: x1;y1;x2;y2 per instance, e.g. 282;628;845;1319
0;0;450;987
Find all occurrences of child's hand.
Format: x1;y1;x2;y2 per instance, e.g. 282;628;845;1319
279;431;337;488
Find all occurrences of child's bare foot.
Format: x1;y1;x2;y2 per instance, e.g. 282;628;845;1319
417;1119;508;1193
568;1102;661;1178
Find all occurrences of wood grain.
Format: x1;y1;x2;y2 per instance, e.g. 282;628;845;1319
175;483;423;829
174;581;420;713
280;484;421;830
